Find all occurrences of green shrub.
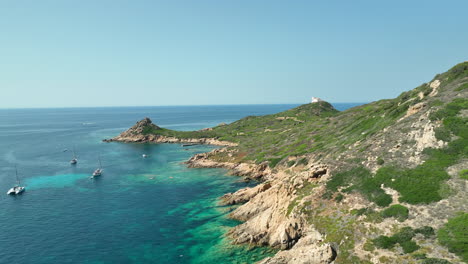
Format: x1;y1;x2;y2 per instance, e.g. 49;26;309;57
421;258;452;264
455;82;468;91
437;213;468;262
375;164;450;204
334;193;344;202
268;157;283;168
287;160;296;167
327;166;392;207
434;127;451;142
400;240;420;253
297;157;308;166
321;191;333;200
373;235;396;249
374;227;420;253
377;157;385;165
351;207;369;216
414;226;435;238
363;241;375;252
393;227;416;243
459;169;468;180
413;253;427;259
381;204;409;222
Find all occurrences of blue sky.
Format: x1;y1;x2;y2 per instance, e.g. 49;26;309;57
1;0;467;108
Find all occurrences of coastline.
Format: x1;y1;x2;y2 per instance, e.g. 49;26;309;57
105;125;338;263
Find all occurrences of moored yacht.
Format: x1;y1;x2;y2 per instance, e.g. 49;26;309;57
7;167;25;195
70;148;78;165
92;157;103;178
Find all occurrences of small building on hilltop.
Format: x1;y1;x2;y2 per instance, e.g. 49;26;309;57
311;97;323;103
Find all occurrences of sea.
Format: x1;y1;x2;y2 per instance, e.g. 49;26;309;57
0;103;361;264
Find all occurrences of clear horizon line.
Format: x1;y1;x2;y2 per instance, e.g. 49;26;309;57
0;102;369;110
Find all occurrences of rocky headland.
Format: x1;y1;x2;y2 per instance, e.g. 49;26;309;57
103;117;237;146
105;63;468;264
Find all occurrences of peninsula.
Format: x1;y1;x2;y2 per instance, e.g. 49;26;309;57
105;62;468;264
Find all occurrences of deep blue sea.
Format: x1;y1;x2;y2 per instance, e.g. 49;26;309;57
0;103;361;264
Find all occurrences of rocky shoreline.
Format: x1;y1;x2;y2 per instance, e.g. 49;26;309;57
186;148;337;264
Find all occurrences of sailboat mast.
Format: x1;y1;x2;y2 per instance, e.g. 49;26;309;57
15;166;20;185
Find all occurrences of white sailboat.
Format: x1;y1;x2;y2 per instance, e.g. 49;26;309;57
7;166;25;195
92;157;103;177
70;148;78;165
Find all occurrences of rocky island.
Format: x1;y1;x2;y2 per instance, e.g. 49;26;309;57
105;63;468;264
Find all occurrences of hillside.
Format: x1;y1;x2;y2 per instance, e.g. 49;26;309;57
107;62;468;264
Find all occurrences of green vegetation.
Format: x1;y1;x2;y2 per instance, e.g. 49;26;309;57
334;193;344;202
437;213;468;263
381;204;409;222
373;226;437;255
376;157;385;165
305;209;362;263
351;207;369;216
400;240;420;254
413;253;427;260
325;166;392;207
363;241;375;251
373;227;420;253
459;169;468;180
297;157;308;166
414;226;435;238
287;160;296;167
421;258;452;264
376;98;467;204
143;95;418;167
140;62;467;174
455;82;468;91
443;62;468;83
326;97;467;205
286;182;318;216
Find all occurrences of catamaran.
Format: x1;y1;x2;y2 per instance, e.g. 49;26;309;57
92;157;103;177
7;167;25;195
70;148;78;165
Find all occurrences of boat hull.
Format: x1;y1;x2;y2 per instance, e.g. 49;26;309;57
7;186;25;195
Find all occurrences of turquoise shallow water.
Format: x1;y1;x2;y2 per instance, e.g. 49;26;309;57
0;104;361;263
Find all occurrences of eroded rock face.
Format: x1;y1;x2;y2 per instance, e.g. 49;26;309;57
408;112;445;151
429;79;441;96
221;182;272;205
405;102;426;117
227;181;302;249
258;233;336;264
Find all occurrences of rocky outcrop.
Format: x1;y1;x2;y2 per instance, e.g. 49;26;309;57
405;102;426;117
221;182;272;205
227;180;304;249
186;149;269;179
103;118;237;146
258;232;336;264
